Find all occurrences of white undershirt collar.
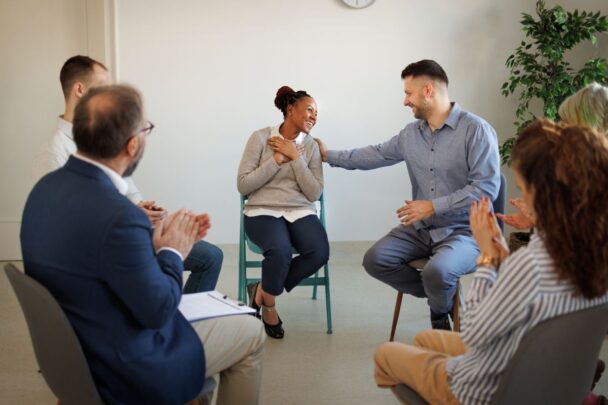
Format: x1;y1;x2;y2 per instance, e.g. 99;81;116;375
271;125;305;145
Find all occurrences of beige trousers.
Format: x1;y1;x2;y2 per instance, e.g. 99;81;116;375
191;315;265;405
374;330;465;405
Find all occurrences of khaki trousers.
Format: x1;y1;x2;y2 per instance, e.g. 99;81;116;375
374;330;465;405
191;315;266;405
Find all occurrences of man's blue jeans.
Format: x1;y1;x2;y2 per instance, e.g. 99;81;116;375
183;240;223;293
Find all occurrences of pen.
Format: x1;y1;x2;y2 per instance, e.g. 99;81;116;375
208;293;242;310
223;294;245;306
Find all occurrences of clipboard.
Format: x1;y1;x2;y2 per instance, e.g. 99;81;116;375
179;290;255;322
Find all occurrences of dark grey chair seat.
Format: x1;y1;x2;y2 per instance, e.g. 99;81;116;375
5;263;216;405
391;303;608;405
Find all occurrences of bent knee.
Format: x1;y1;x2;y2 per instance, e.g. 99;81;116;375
375;342;400;365
312;242;330;266
421;264;450;292
362;246;382;275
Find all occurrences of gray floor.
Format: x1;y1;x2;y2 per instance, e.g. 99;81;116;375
2;241;608;404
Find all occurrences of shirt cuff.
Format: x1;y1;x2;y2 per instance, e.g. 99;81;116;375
474;266;498;283
157;247;184;261
431;196;450;215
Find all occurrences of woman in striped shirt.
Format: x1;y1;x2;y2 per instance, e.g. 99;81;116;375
374;120;608;404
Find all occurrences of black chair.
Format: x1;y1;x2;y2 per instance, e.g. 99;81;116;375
5;263;216;405
390;174;507;340
391;303;608;405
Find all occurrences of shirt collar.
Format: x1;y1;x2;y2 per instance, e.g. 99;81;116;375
271;124;305;145
58;116;73;139
418;102;461;131
72;153;129;195
444;102;461;129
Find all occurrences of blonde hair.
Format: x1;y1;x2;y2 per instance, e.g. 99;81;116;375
558;82;608;133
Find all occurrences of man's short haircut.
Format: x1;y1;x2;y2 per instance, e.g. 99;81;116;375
73;85;143;159
59;55;107;99
401;59;449;86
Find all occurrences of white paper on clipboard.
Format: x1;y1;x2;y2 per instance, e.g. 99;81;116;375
179;290;255;322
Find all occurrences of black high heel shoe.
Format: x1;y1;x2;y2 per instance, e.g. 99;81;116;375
261;304;284;339
246;282;261;319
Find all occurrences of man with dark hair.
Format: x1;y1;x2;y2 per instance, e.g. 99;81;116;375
34;55;224;296
21;84;265;404
316;59;500;330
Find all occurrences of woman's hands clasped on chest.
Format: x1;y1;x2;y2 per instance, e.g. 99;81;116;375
267;137;304;164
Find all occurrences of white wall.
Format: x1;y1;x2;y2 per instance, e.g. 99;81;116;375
115;0;606;244
1;0;607;257
0;0;112;259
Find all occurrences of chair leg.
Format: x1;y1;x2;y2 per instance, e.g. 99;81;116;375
453;282;460;332
312;270;319;300
324;264;333;334
238;246;246;302
390;292;404;342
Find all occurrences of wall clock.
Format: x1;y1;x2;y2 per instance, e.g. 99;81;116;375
342;0;375;9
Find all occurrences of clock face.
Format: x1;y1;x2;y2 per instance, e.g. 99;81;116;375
342;0;375;9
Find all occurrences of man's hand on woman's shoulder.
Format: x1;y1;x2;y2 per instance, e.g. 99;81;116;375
314;137;328;162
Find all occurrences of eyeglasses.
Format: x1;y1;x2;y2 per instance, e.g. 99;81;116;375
139;121;155;136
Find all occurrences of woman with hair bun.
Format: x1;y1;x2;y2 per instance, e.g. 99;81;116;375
237;85;329;339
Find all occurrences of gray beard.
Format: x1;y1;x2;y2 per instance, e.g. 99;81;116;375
123;158;140;178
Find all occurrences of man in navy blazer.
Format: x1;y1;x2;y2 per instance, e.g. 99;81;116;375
21;85;265;404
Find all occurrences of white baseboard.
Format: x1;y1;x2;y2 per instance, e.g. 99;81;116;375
0;222;21;261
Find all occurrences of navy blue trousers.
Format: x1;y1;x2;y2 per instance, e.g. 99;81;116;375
244;215;329;296
183;240;223;294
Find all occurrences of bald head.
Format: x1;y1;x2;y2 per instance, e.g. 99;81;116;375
73;85;144;159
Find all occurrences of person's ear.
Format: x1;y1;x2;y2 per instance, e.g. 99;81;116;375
125;135;140;158
424;82;434;98
73;81;87;99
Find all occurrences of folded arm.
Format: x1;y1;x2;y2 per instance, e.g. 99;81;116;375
460;251;538;348
101;206;184;330
291;142;323;202
237;132;281;196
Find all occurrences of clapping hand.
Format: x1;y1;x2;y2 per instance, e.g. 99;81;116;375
470;197;509;269
138;200;167;228
496;198;534;230
153;209;200;258
195;213;212;240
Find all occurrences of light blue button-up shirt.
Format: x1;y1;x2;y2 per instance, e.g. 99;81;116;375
326;103;500;242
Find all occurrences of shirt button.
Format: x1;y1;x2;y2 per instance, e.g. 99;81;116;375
431;148;434;151
430;168;434;171
431;188;434;191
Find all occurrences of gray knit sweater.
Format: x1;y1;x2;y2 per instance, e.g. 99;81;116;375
237;126;324;211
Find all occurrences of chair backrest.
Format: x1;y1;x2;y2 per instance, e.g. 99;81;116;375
493;173;507;232
4;263;103;405
490;303;608;405
392;304;608;405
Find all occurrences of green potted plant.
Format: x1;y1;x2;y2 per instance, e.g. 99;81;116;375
500;0;607;251
501;0;608;166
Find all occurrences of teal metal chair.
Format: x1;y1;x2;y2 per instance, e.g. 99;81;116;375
238;194;333;334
